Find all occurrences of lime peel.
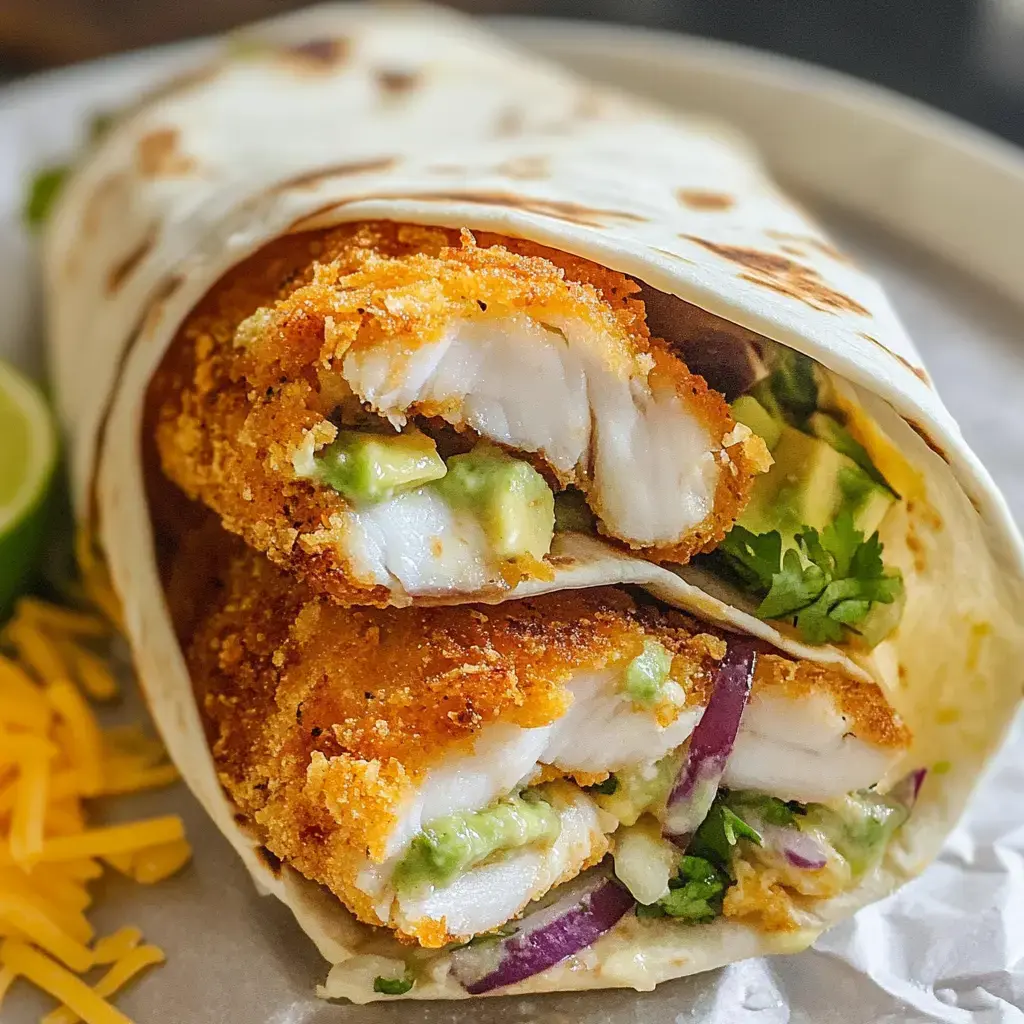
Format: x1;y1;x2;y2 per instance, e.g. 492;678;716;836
0;360;58;616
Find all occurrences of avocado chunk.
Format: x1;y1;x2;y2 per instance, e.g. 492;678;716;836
436;443;555;561
623;639;675;706
315;429;446;504
393;792;561;893
595;750;684;827
731;395;783;451
800;790;907;876
738;425;895;541
807;412;894;492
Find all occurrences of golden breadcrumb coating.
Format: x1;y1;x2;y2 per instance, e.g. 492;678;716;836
152;221;763;606
177;533;908;945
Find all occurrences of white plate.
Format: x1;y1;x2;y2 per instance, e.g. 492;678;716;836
3;18;1023;1024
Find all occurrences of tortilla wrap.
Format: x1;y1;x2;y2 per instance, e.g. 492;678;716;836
41;2;1024;1002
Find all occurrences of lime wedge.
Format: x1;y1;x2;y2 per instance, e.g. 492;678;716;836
0;360;57;617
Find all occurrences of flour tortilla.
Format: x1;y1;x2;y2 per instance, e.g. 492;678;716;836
42;2;1024;1002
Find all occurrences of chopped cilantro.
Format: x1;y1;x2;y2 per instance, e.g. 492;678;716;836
717;511;903;645
586;775;619;796
688;799;762;870
24;166;69;230
373;975;414;996
639;855;728;923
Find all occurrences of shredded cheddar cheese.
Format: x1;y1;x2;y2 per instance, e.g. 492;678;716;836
0;595;188;1022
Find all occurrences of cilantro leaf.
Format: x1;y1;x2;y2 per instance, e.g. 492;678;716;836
642;855;728;923
586;775;619;796
689;800;762;869
715;526;782;593
757;547;827;619
718;510;903;646
373;975;414;996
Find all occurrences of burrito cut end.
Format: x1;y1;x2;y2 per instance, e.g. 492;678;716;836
152;221;768;607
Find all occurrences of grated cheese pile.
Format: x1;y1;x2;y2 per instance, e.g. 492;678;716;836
0;591;189;1023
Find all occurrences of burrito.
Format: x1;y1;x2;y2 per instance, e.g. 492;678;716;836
177;528;913;980
42;1;1024;1005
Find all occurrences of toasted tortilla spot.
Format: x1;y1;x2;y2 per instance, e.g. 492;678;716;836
682;236;870;316
496;156;550;180
494;107;526;137
107;232;157;293
281;37;351;68
82;172;129;237
275;158;399;191
860;332;931;386
677;189;734;211
376;68;420;95
904;419;950;464
766;230;852;264
136;128;196;178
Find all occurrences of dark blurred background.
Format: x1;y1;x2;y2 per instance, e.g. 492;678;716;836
2;0;1023;146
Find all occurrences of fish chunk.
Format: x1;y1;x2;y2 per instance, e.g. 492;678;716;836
182;540;909;946
152;221;765;606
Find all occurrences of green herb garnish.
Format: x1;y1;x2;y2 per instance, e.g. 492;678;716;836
24;166;70;230
689;801;762;869
373;975;414;996
717;511;903;644
638;855;728;923
586;775;619;796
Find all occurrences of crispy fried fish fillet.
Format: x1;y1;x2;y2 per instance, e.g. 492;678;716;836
183;539;909;947
153;221;768;607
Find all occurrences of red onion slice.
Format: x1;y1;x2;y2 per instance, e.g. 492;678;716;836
759;822;828;870
890;767;927;810
663;640;757;840
449;872;635;994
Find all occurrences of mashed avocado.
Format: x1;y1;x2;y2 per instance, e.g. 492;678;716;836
393;792;561;893
596;750;683;827
435;443;555;562
315;429;446;503
623;639;675;706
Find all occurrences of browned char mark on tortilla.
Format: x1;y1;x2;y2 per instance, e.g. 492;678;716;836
376;68;421;96
904;418;950;464
136;128;196;178
274;157;399;192
766;230;852;264
677;189;734;211
860;332;932;386
107;231;158;293
682;235;870;316
494;107;526;138
281;37;351;69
